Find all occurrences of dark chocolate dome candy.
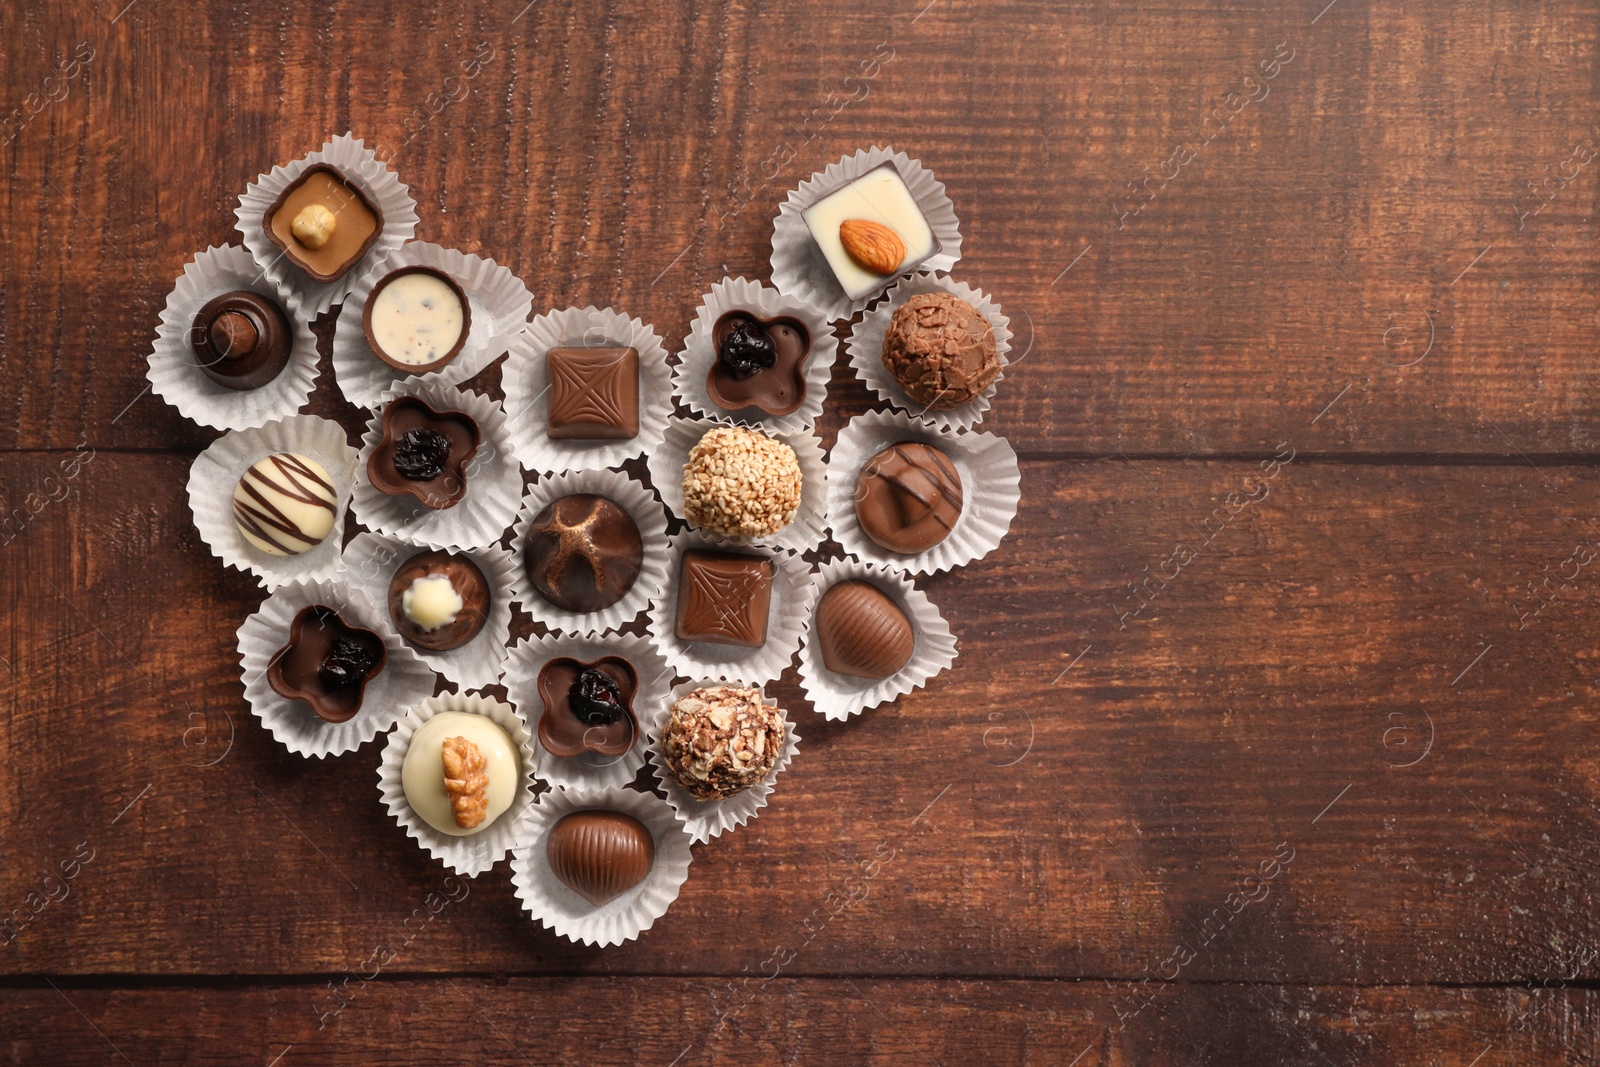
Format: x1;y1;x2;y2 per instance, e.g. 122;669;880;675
525;494;644;613
815;580;915;680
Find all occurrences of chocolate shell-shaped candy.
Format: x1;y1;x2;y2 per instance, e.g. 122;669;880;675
815;580;915;680
546;810;655;906
266;605;387;723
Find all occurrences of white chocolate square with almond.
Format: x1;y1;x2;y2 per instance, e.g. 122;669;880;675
801;163;937;301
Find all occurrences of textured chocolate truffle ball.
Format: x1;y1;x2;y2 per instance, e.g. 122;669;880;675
855;441;963;554
881;292;999;410
525;494;644;613
659;685;784;801
681;426;802;538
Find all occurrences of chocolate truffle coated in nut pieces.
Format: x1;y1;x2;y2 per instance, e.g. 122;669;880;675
681;425;802;539
525;494;644;613
881;291;999;410
546;810;655;906
660;685;784;801
855;441;963;554
815;580;915;680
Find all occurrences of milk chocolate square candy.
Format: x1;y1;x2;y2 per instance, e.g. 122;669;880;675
546;346;640;440
674;549;774;648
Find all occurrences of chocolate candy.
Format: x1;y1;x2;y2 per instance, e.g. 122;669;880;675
189;290;292;390
401;711;521;836
706;313;811;417
233;452;338;557
659;685;784;800
363;266;470;374
855;441;963;554
524;494;643;613
535;656;639;758
546;810;655;906
815;580;915;680
387;549;491;652
263;163;382;283
267;605;387;723
800;162;939;301
681;426;802;538
366;396;481;511
881;292;999;410
674;549;774;648
546;347;640;440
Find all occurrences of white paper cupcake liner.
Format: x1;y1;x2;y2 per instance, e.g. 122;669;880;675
509;785;692;947
351;379;523;551
330;242;534;410
827;409;1019;576
646;417;828;556
188;414;359;590
797;557;959;720
770;146;963;321
827;410;1020;576
148;245;321;432
844;271;1012;431
645;680;801;844
235;133;419;319
672;276;838;435
238;578;437;759
502;632;674;791
650;530;816;685
338;532;518;691
501;307;674;474
508;468;671;636
377;691;536;876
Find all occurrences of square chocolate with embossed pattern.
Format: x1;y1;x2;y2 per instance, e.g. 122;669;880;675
546;346;640;440
674;549;774;648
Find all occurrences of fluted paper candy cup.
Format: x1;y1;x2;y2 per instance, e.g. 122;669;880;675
508;467;671;636
235;132;419;319
510;785;692;948
330;242;533;410
378;692;536;877
672;276;838;435
645;680;800;844
650;529;816;686
826;409;1019;576
188;414;359;591
844;271;1011;432
502;306;673;474
338;532;518;691
646;417;828;557
502;632;674;791
351;378;523;552
770;145;962;321
239;578;437;759
148;245;321;432
797;557;958;721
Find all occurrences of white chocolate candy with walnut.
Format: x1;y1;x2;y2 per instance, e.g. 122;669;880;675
402;712;519;836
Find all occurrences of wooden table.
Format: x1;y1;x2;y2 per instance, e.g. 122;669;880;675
4;0;1598;1063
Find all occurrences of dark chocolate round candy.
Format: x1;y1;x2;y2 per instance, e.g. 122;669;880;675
525;494;644;613
815;580;915;680
855;441;963;554
386;549;491;652
190;290;293;391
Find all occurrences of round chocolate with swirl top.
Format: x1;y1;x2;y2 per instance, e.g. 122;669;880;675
854;441;963;554
386;549;491;652
189;290;293;390
524;494;644;613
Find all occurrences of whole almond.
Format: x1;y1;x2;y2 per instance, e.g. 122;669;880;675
839;219;906;276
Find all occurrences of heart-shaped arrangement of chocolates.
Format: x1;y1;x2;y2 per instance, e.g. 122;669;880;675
155;135;1017;946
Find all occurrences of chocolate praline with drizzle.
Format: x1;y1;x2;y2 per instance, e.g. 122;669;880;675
189;290;293;390
535;656;639;757
706;312;811;417
854;441;964;554
366;396;481;511
524;494;644;613
267;605;387;723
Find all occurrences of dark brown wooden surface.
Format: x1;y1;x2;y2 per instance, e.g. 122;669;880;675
4;0;1600;1064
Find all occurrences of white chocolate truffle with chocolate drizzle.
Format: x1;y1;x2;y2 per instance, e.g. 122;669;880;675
401;712;520;836
231;452;338;556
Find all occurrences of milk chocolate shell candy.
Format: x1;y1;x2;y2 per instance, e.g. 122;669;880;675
524;494;644;613
263;163;384;284
814;580;914;680
266;605;387;723
881;291;999;410
855;441;963;554
400;711;520;836
546;810;656;906
366;396;481;511
659;685;784;801
190;290;293;391
232;452;338;557
387;549;490;652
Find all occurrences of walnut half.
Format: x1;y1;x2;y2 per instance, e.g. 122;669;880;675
441;736;489;830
